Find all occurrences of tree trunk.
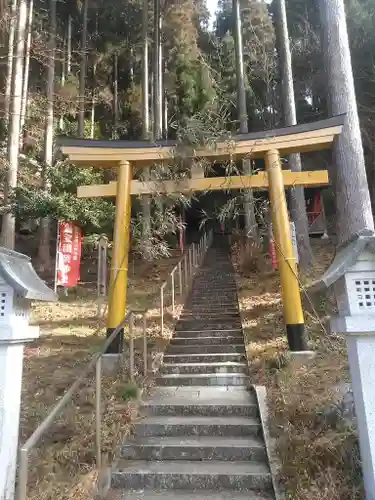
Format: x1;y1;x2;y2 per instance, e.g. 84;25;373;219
232;0;257;239
142;0;151;257
90;62;96;138
4;0;18;124
275;0;314;269
158;20;163;137
20;0;34;135
319;0;374;246
59;35;66;130
150;70;154;137
130;46;134;83
37;0;56;270
112;52;118;138
90;12;98;139
78;0;88;137
164;92;168;138
162;58;168;138
153;0;164;219
142;0;149;140
0;0;27;249
67;14;72;75
153;0;161;140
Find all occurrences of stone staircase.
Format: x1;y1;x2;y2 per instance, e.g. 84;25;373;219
112;237;274;499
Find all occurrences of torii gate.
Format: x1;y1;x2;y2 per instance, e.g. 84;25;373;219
58;114;344;353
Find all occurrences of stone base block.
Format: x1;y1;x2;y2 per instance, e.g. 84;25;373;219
285;350;316;369
102;353;122;375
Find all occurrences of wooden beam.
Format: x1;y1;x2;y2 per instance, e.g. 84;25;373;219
77;170;329;198
63;128;340;167
59;115;344;168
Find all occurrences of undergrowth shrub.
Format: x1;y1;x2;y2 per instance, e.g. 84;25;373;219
267;349;363;500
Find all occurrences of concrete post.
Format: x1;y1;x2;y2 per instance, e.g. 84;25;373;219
0;327;39;500
345;331;375;497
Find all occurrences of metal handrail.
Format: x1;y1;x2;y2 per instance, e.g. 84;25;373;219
17;311;132;500
16;229;213;500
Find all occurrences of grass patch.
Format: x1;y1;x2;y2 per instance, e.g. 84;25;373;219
119;381;140;401
233;238;364;500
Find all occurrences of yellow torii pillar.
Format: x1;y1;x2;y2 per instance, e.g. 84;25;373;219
265;150;306;351
106;160;132;352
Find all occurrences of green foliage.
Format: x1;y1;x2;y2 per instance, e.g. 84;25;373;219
119;381;140;401
11;160;115;233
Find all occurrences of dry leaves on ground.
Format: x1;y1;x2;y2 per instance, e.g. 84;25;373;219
233;238;364;500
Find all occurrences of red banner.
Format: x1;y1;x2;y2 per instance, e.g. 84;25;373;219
56;222;82;287
307;192;323;225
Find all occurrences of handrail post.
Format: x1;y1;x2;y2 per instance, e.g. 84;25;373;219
188;247;192;278
171;270;175;315
17;448;28;500
95;356;102;469
160;284;165;337
129;313;134;381
184;254;188;294
178;261;183;297
143;312;148;376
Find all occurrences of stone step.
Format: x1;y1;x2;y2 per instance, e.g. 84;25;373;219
170;336;243;346
175;322;242;331
112;460;272;491
191;287;238;293
163;352;246;363
181;308;240;315
161;362;247;375
191;281;237;286
166;344;246;355
116;489;274;499
189;284;236;288
134;415;260;438
184;306;238;312
187;293;237;299
141;401;257;418
188;293;237;299
144;384;256;399
120;436;267;462
188;283;235;288
156;372;250;387
174;329;242;339
196;275;236;279
184;301;238;305
186;301;238;307
180;312;240;319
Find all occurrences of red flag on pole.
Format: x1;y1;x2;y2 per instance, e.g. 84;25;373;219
56;222;82;287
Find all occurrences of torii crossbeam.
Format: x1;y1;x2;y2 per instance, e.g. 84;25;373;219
58;114;344;353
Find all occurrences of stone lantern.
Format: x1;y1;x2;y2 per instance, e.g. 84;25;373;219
0;247;56;500
310;229;375;500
